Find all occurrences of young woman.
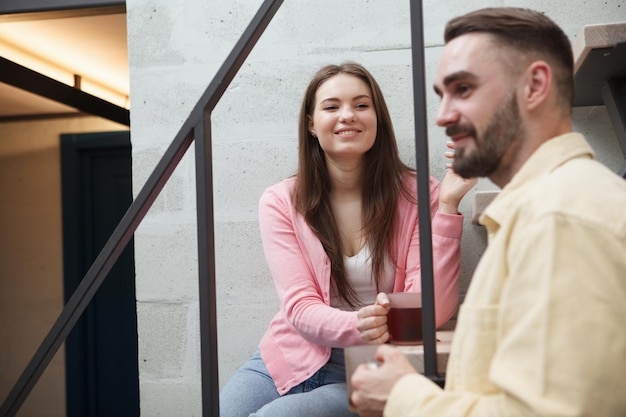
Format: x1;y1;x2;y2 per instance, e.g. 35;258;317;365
219;62;475;417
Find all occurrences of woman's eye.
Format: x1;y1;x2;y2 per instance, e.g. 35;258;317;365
323;105;338;111
356;103;370;109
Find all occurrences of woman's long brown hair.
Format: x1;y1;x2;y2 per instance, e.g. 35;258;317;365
293;62;415;308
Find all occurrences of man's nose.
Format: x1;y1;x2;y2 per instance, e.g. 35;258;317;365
435;98;459;127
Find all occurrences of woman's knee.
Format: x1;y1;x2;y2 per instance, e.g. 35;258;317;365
250;384;357;417
219;353;278;417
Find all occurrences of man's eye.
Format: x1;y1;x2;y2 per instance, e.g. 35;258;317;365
457;84;472;95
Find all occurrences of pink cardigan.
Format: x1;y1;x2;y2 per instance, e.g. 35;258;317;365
257;173;463;394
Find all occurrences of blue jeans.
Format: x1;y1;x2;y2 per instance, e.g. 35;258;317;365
219;348;358;417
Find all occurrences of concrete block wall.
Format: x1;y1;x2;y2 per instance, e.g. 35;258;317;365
126;0;625;414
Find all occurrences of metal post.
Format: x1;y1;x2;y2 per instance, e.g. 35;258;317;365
409;0;441;385
193;0;284;415
195;113;220;417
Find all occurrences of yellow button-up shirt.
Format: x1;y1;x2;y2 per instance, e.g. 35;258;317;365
386;133;626;416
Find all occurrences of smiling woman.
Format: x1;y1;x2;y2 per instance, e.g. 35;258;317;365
218;61;475;417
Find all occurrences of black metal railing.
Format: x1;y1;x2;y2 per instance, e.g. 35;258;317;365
409;0;441;386
0;0;440;415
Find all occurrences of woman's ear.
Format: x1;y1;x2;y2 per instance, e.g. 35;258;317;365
307;115;316;137
523;61;552;111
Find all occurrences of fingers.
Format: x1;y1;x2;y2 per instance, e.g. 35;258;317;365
356;308;389;344
445;142;455;168
361;327;389;344
445;141;455;157
356;303;388;320
351;362;374;387
375;292;390;308
350;345;412;416
351;363;385;416
357;293;391;344
373;343;400;362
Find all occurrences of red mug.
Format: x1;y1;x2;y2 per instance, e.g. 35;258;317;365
387;292;422;345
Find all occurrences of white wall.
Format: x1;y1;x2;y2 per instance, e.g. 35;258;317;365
126;1;626;415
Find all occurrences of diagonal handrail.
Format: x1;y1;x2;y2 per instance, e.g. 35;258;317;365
0;1;283;416
0;0;441;415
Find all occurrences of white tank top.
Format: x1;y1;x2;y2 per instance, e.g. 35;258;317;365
330;244;395;311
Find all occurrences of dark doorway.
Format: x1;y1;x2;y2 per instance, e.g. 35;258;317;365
61;131;139;417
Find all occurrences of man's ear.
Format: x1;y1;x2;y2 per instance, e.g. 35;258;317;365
523;61;552;111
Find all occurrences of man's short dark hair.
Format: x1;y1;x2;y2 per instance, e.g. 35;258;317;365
444;7;574;108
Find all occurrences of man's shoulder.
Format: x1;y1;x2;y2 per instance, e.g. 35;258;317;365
547;157;626;197
526;158;626;230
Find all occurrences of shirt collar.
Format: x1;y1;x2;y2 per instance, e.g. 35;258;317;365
479;132;595;231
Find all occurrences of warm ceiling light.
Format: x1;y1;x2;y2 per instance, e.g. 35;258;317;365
0;15;130;109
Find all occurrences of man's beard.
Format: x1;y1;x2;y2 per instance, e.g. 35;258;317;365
448;91;524;179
